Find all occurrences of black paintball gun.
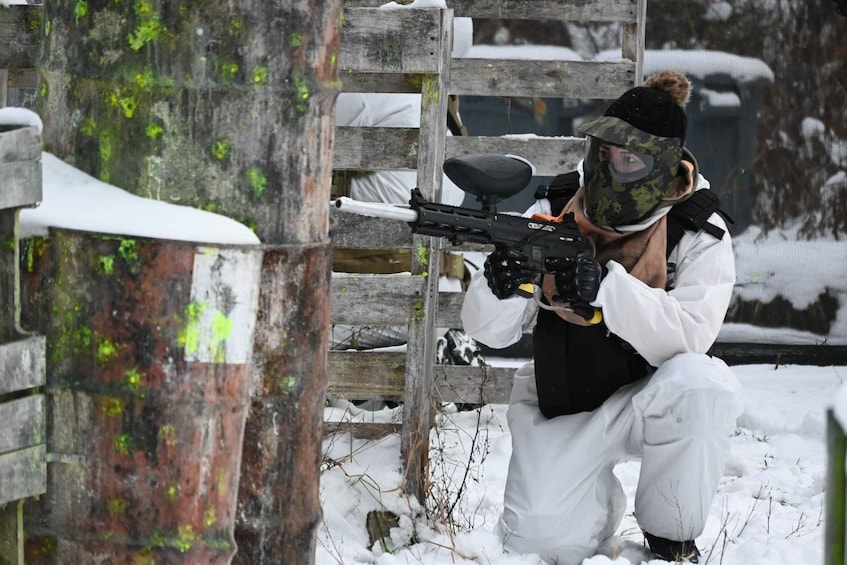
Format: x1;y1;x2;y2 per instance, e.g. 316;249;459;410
334;153;601;323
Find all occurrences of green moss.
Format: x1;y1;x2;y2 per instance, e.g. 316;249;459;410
210;139;231;160
114;433;132;454
27;7;42;31
135;70;153;90
176;524;195;553
290;33;304;48
217;61;239;82
97;337;119;363
294;76;310;114
228;18;243;37
101;397;125;416
211;312;232;363
145;123;164;139
98;130;115;182
127;5;162;51
125;367;145;397
164;483;179;499
74;0;89;21
246;167;267;198
98;254;115;275
422;74;439;108
252;66;269;85
159;425;177;447
81;115;97;137
118;239;140;271
203;508;216;527
415;244;428;266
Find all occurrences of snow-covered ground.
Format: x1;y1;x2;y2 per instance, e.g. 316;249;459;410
319;361;845;565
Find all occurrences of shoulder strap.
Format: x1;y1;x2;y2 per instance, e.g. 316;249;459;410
666;189;731;258
539;171;581;216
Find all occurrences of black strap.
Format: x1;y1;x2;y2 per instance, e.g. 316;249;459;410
666;189;730;258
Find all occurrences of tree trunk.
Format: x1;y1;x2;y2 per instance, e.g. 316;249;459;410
36;1;341;563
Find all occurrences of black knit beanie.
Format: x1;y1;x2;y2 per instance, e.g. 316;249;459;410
603;70;691;146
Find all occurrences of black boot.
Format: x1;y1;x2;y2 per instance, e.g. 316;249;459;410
644;532;700;563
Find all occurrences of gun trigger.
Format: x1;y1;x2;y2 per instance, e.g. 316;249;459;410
530;213;563;223
587;309;603;325
515;283;535;298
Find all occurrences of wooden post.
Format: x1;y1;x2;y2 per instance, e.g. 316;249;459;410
399;8;452;502
20;230;262;563
37;1;342;563
826;408;847;565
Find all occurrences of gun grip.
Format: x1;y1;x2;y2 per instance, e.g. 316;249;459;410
515;283;535;298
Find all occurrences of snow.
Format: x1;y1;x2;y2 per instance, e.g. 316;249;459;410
319;362;846;565
0;107;43;134
17;152;261;246
597;50;775;86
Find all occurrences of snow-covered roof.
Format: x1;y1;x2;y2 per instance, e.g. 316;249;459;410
597;49;775;85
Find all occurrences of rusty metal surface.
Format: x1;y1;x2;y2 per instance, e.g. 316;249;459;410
20;229;261;564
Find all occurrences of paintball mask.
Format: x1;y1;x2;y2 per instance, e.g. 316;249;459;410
577;116;683;228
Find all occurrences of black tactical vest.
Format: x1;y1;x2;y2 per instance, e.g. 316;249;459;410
533;184;726;418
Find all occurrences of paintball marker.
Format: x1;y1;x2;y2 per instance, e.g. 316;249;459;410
334;153;601;324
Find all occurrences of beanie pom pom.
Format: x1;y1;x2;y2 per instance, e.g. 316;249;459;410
644;70;692;107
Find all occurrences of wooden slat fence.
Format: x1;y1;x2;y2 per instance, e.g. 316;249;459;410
0;124;46;563
330;0;646;501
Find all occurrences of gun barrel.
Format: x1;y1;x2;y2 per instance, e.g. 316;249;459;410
334;197;419;223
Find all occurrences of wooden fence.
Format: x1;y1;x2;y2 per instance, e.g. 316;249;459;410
329;0;646;500
0;125;46;562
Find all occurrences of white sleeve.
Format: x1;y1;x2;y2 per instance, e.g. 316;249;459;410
461;269;536;349
593;213;735;367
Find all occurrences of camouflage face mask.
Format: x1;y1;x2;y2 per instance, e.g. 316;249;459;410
577;116;683;228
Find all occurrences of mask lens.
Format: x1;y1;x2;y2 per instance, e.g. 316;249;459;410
603;146;654;183
585;137;654;184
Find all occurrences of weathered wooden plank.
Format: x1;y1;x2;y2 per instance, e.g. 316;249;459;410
330;273;424;324
340;72;422;94
6;68;37;89
622;0;647;84
0;395;43;455
447;135;585;177
344;0;639;22
450;59;636;99
0;5;42;69
0;126;40;164
327;350;515;405
323;421;402;440
330;206;415;248
333;127;586;177
0;69;7;108
340;8;443;74
0;445;45;506
0;336;45;396
0;128;42;218
0;161;41;210
436;291;464;328
328;351;408;399
433;364;513;405
333;127;419;170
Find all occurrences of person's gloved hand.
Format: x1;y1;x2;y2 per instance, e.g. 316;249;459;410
545;255;606;304
483;247;537;299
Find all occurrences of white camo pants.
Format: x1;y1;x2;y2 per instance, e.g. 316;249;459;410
498;352;743;564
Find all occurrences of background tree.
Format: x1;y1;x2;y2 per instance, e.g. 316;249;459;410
474;0;847;238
